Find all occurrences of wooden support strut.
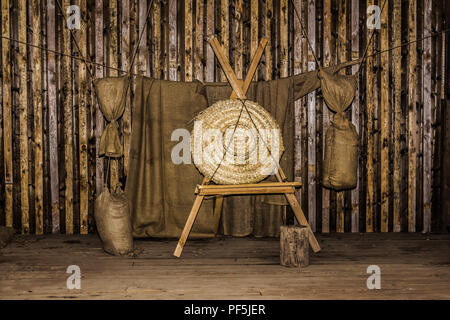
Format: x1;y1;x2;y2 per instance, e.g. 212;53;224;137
196;182;302;196
173;37;321;258
210;37;269;231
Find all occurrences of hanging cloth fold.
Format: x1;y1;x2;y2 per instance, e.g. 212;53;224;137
94;75;129;158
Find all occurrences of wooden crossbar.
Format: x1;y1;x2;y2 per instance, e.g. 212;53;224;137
196;182;302;196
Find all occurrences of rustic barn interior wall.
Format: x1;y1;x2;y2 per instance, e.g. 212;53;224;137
0;0;448;235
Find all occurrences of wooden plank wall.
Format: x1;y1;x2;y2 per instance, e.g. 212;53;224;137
0;0;447;234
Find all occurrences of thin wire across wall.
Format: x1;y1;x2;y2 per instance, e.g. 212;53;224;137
0;8;448;79
290;0;388;76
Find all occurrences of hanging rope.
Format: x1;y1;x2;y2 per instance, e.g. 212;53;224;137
290;0;321;69
55;0;96;85
208;101;246;182
1;23;448;81
239;98;282;174
54;0;154;189
0;35;127;75
55;0;155;91
357;0;388;74
290;0;388;76
122;0;155;106
207;96;284;183
127;0;154;76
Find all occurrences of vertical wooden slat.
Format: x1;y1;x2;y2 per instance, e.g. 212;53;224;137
264;0;272;81
109;0;119;190
122;1;131;76
432;0;442;232
321;0;331;233
444;4;450;233
408;0;418;232
162;2;169;80
251;0;259;79
205;0;214;82
122;0;130;176
392;0;401;232
95;0;104;198
78;0;88;234
336;0;346;233
168;0;178;81
18;0;30;234
442;17;446;102
415;0;423;233
300;0;308;227
279;0;287;78
86;0;95;233
184;0;193;81
380;0;389;232
61;0;73;234
233;0;243;79
372;1;380;233
194;0;203;81
350;0;359;233
293;0;303;221
138;0;149;76
365;0;374;233
47;0;59;233
153;0;161;78
441;5;446;200
219;0;229;82
422;0;432;233
1;0;13;228
32;0;44;234
307;0;316;232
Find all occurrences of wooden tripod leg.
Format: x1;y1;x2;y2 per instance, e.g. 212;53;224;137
173;195;205;257
213;196;224;233
275;168;321;253
284;193;321;253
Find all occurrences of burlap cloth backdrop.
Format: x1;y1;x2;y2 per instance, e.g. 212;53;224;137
126;65;344;238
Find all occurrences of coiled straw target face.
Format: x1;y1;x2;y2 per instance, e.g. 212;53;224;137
191;99;284;185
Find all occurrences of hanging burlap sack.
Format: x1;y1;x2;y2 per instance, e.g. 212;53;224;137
93;76;134;255
319;69;359;190
323;113;359;190
94;76;129;158
94;186;134;256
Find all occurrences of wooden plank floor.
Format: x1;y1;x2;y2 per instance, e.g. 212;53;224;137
0;233;449;299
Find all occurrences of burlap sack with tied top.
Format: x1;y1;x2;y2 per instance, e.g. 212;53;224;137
94;76;129;158
94;186;134;256
94;76;133;256
320;69;359;190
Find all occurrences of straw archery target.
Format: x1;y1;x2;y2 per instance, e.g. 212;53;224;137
191;99;284;185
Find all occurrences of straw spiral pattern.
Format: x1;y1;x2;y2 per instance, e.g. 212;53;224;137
191;99;284;184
